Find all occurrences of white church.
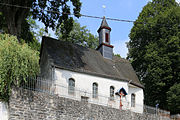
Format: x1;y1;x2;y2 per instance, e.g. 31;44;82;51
39;17;144;113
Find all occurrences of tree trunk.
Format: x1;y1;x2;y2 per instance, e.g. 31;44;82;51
1;1;30;41
7;16;18;37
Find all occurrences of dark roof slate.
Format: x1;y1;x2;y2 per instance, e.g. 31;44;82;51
97;16;111;32
41;36;143;88
101;16;110;28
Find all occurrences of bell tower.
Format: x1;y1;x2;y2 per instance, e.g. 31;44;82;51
97;16;114;60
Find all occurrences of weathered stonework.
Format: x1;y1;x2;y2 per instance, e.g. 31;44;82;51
9;88;170;120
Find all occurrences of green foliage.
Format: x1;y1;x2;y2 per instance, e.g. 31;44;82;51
26;16;51;40
167;83;180;114
0;0;81;38
0;34;39;101
21;16;52;51
20;17;41;51
56;20;98;49
0;12;7;33
128;0;180;112
114;54;121;58
0;13;41;51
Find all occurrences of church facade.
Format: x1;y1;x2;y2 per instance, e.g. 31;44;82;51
39;17;144;113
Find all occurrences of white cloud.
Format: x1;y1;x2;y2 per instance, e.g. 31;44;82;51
176;0;180;3
113;39;129;58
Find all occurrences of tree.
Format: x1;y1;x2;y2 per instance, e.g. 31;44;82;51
167;83;180;114
128;0;180;112
21;16;51;51
0;11;40;50
56;20;98;49
20;16;41;51
0;0;81;39
114;54;121;58
0;34;39;101
0;12;7;33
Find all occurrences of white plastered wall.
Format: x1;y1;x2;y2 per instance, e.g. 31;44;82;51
54;68;144;113
0;101;8;120
128;84;144;113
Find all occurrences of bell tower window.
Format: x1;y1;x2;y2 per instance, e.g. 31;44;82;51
105;33;109;43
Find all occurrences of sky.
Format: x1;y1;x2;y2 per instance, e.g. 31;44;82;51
76;0;150;58
47;0;180;58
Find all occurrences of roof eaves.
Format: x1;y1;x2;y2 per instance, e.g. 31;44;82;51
130;82;144;89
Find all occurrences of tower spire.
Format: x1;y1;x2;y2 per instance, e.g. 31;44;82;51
97;16;111;33
97;17;113;60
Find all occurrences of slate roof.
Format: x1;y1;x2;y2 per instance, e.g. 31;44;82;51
100;16;110;28
97;16;111;32
40;36;143;88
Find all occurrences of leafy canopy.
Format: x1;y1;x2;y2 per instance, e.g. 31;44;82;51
0;34;39;101
20;16;41;51
128;0;180;113
56;20;98;49
0;13;42;51
0;0;81;38
167;83;180;114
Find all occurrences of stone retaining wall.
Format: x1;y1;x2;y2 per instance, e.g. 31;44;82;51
9;88;170;120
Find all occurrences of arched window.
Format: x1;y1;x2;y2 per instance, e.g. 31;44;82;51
131;93;135;107
92;83;98;98
110;86;115;100
68;78;75;94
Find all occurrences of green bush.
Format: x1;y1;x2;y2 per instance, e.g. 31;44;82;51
0;34;39;101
